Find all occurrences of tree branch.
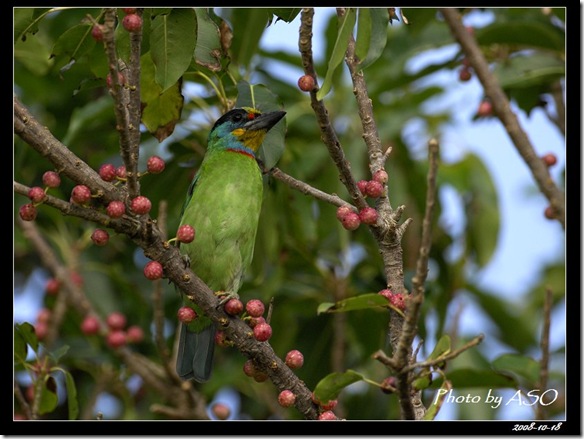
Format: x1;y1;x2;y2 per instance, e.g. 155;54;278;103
440;8;565;229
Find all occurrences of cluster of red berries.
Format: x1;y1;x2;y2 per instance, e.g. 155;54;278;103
335;169;388;231
311;393;340;420
80;311;144;348
378;288;406;312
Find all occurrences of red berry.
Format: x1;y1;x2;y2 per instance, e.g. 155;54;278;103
380;376;397;394
122;8;137;14
176;224;195;243
365;180;384;198
144;260;163;280
106;72;126;88
70;271;84;287
81;315;101;335
542;153;557;167
126;325;144;343
248;316;265;329
459;67;472;82
298;75;315;92
106;200;126;218
131;196;152;215
278;390;296;408
477;100;493;117
285;349;304;369
544;206;556;220
19;203;37;221
34;321;48;341
42;171;61;188
388;292;406;311
245;299;265;318
211;402;231;420
146;156;165;174
336;205;353;221
106;311;127;330
177;306;197;324
253;370;269;383
359;207;378;225
214;330;229;347
357;180;369;195
378;289;392;300
106;330;127;348
253;322;272;342
116;165;127;179
99;164;117;182
224;298;244;316
340;212;360;231
122;13;142;32
321;399;338;411
71;185;92;204
28;186;46;203
91;228;109;246
37;308;51;324
243;359;256;377
45;278;61;295
372;169;388;184
318;411;337;420
91;24;104;42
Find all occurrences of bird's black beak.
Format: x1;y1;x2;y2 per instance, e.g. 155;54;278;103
244;110;286;132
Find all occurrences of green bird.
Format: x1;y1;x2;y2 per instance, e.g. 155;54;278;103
176;107;286;382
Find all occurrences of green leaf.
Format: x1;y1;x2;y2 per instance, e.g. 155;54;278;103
427;334;451;361
423;380;452;420
492;353;540;385
229;9;270;68
49;345;70;363
60;369;79;420
270;8;301;23
439;153;499;267
477;20;565;53
14;34;52;76
194;8;222;72
316;8;356;101
15;322;39;355
235;81;286;170
314;370;363;403
62;96;113;146
150;8;197;92
140;52;185;141
355;8;388;70
14;325;29;364
14;8;51;43
317;293;389;314
38;376;59;415
493;53;565;90
51;24;96;66
431;368;517;389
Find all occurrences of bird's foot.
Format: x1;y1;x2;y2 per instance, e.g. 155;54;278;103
214;290;240;306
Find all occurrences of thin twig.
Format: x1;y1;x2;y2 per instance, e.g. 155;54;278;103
298;8;368;212
440;8;565;229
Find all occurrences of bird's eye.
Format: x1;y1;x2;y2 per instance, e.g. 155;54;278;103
233;113;243;122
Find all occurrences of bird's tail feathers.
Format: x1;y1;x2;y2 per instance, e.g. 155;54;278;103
176;323;216;382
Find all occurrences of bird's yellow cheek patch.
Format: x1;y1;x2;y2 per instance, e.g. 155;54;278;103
232;129;267;152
